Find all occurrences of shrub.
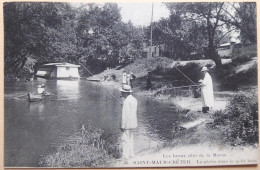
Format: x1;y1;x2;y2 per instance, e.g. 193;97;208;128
220;62;257;90
232;54;253;65
210;93;258;146
39;126;112;167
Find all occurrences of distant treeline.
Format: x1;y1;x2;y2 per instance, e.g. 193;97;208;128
4;2;256;78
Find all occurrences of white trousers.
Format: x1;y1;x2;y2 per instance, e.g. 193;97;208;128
121;129;134;159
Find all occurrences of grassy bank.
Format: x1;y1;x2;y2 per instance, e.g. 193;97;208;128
39;126;113;167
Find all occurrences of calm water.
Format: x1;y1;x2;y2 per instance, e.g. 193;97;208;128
4;79;182;167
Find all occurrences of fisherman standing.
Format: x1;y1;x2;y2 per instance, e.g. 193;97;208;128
129;72;136;88
199;66;214;113
146;71;152;89
119;85;138;159
122;70;127;85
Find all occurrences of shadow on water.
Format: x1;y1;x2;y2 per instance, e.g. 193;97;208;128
4;79;186;167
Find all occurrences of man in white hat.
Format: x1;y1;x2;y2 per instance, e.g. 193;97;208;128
119;84;138;159
199;66;214;113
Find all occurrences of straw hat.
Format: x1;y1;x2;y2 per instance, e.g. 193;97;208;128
119;85;132;93
201;66;208;72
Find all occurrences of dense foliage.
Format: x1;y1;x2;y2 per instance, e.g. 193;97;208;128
209;93;258;146
4;2;256;78
4;2;144;78
145;2;256;69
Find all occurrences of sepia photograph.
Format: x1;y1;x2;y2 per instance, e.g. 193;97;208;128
3;1;258;168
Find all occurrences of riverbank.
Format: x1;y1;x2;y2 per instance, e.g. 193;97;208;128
88;56;258;158
88;56;256;111
38;57;257;167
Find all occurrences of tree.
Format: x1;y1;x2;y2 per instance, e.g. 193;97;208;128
220;2;256;44
4;2;78;76
165;2;230;69
76;3;144;68
4;2;145;77
147;12;208;60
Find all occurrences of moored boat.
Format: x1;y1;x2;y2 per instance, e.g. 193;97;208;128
86;78;101;82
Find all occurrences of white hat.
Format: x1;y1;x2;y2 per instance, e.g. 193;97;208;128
119;85;132;93
201;66;208;72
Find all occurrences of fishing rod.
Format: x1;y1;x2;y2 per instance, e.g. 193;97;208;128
171;62;197;85
76;59;123;105
172;84;200;89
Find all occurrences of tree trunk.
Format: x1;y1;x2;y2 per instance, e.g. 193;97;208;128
15;57;27;76
207;44;222;70
207;29;222;70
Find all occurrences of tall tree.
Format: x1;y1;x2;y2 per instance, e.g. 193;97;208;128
165;2;229;69
220;2;256;44
147;13;208;60
4;2;77;76
76;3;143;68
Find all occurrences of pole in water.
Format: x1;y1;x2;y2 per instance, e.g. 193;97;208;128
76;58;123;105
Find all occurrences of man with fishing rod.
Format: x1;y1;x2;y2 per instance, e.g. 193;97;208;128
119;84;138;159
199;66;214;113
171;62;214;113
76;59;138;159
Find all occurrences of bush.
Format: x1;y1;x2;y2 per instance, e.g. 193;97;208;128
210;93;258;146
232;54;253;65
220;62;257;90
39;126;112;167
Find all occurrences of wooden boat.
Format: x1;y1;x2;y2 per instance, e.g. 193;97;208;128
27;93;43;102
86;78;101;82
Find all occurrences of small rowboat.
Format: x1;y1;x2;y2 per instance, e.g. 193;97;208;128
27;93;43;102
86;78;101;82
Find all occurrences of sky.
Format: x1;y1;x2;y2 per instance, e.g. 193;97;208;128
117;2;170;26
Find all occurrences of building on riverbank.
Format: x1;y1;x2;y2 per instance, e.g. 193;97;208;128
36;63;80;79
217;42;257;58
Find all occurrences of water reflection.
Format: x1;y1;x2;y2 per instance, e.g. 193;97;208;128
56;80;79;100
28;102;45;120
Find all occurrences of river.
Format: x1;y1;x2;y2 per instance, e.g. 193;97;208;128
4;79;184;167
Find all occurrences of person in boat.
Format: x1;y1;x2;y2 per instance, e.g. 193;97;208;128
199;66;214;113
41;84;46;94
122;70;127;85
37;84;46;94
119;85;138;159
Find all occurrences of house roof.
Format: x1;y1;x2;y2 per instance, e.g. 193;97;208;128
219;41;241;47
219;43;231;47
42;62;80;67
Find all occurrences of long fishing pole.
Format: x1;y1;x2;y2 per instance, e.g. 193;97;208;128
171;62;197;85
172;84;200;89
76;59;123;105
